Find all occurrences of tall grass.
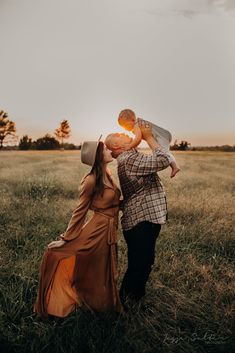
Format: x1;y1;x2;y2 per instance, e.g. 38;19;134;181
0;150;234;353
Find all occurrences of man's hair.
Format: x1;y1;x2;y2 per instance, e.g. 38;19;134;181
104;134;115;150
105;134;121;158
118;109;136;125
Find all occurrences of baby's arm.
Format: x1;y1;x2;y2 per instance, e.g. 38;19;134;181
124;124;142;150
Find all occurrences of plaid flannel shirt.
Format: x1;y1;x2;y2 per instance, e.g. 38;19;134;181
117;148;171;231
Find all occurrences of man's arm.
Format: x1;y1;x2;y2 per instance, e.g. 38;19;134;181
123;125;142;150
127;121;171;176
138;120;160;150
127;149;171;176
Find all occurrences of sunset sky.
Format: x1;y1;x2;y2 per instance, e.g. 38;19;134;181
0;0;235;146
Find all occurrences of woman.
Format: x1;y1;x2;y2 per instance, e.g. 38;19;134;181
34;139;123;318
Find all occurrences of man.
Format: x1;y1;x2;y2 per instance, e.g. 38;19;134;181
105;122;172;307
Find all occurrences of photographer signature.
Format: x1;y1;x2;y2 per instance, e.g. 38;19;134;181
163;331;230;345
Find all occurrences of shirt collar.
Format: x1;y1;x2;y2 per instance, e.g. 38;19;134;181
116;148;138;163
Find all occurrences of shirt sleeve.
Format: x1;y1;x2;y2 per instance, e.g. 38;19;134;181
127;148;171;176
59;174;95;242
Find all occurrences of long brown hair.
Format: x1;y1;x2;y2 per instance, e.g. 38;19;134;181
89;141;105;197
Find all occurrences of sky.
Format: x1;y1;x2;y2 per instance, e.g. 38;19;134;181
0;0;235;146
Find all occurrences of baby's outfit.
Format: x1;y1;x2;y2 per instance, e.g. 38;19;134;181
135;118;176;163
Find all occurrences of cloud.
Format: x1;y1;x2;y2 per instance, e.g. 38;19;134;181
143;8;204;19
171;9;202;18
144;8;203;19
142;0;235;19
208;0;235;12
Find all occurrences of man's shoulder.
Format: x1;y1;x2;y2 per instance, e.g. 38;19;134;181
117;148;138;163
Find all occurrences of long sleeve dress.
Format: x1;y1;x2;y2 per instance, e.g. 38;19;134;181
33;173;123;318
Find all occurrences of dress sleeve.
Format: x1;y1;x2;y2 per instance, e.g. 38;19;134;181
59;174;95;242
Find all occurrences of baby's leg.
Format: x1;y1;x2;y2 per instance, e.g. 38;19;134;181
158;148;180;178
165;152;180;178
152;132;180;177
170;160;180;178
164;154;179;178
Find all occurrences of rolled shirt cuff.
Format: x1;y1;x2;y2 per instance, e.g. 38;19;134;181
154;147;174;164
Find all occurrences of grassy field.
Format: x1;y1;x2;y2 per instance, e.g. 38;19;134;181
0;150;234;353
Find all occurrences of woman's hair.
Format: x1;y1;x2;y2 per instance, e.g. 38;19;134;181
89;141;105;197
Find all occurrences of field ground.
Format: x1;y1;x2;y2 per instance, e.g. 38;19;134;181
0;150;234;353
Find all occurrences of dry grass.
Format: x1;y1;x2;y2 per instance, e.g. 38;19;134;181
0;150;234;353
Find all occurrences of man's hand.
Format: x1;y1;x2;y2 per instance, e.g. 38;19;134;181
139;120;153;141
138;120;161;150
47;239;66;249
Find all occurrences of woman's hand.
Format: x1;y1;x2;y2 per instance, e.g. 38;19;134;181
47;239;66;249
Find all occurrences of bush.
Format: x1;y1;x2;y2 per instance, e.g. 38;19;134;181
19;135;33;150
35;134;60;150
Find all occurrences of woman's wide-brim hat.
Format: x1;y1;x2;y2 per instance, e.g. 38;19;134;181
81;135;102;167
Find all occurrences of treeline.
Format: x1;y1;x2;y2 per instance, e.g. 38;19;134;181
18;134;81;150
170;140;191;151
18;119;81;150
18;119;82;150
0;109;234;151
190;145;235;152
169;140;235;152
0;109;81;150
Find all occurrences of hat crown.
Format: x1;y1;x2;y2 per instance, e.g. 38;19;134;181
81;136;102;167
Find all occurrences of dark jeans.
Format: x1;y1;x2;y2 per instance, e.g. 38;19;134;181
119;221;161;304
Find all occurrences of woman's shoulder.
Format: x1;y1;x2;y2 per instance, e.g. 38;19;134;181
81;173;96;189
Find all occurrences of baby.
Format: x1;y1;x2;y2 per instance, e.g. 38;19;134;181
118;108;180;178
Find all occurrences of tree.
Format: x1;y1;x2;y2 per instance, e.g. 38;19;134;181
170;140;191;151
0;110;16;148
19;135;33;150
35;134;60;150
178;140;191;150
54;119;71;148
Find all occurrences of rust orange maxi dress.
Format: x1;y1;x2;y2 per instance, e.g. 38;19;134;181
34;173;123;318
